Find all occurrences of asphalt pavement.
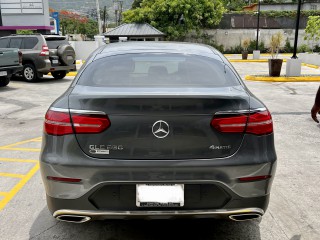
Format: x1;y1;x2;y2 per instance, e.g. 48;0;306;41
0;63;320;240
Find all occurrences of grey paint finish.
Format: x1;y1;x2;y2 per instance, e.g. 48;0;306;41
40;42;277;221
104;23;165;37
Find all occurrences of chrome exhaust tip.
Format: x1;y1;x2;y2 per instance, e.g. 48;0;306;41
56;215;91;223
229;213;261;221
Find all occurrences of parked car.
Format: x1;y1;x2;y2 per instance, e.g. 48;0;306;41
40;42;277;223
0;48;22;87
0;34;76;82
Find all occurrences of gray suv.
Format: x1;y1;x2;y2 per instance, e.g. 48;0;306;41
0;34;76;82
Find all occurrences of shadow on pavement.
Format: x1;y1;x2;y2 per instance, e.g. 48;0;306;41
29;207;261;240
10;75;72;85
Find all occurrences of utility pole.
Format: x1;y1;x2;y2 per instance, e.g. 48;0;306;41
255;0;262;50
292;0;302;59
103;6;107;33
95;0;102;34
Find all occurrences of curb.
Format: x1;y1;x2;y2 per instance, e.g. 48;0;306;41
66;72;77;76
224;53;292;57
245;75;320;82
229;59;288;63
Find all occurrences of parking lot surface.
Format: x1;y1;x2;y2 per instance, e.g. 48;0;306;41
0;63;320;239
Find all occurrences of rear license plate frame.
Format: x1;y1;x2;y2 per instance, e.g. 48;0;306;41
136;184;184;207
0;71;7;77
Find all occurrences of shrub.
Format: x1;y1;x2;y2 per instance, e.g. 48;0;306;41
298;44;311;53
283;38;294;53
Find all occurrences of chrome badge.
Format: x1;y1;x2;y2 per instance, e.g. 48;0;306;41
152;120;170;139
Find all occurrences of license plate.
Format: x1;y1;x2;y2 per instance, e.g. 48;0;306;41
52;60;59;64
136;184;184;207
0;71;7;76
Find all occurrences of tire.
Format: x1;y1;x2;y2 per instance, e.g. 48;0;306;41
0;77;10;87
23;64;37;82
51;71;67;80
57;44;75;66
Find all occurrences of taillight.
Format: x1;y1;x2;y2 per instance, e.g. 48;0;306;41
246;111;273;135
40;44;49;56
71;113;110;134
45;110;73;136
211;115;247;133
18;51;22;64
44;109;110;136
211;110;273;135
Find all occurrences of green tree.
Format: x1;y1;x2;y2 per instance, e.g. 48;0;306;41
132;0;143;9
123;0;225;40
304;16;320;52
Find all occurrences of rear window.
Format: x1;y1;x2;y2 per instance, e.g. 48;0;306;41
45;38;69;49
78;53;240;88
0;38;9;48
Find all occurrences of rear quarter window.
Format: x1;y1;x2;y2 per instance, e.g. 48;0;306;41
78;53;240;88
22;37;39;49
9;38;23;48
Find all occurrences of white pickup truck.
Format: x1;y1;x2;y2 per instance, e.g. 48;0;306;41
0;48;23;87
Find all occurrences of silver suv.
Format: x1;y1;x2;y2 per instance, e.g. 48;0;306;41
0;34;76;82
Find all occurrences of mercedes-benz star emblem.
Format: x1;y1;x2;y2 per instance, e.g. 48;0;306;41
152;120;170;139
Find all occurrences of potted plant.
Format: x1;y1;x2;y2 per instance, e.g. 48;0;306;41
268;32;284;77
242;39;250;60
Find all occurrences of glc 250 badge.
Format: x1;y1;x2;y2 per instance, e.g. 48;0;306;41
89;145;123;154
152;120;170;139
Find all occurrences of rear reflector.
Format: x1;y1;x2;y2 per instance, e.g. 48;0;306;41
238;175;271;182
211;110;273;135
44;109;110;136
47;176;82;183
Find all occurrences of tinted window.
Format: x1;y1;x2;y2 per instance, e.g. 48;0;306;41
45;38;69;49
0;38;9;48
9;38;23;48
78;53;240;88
22;37;38;49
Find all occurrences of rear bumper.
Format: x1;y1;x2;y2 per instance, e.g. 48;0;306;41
0;65;23;77
53;207;265;222
37;60;76;73
40;133;276;217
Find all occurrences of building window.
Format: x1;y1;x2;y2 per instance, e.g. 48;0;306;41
311;5;317;11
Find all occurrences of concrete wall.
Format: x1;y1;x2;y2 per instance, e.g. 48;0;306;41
201;29;312;50
69;41;97;61
261;3;320;11
218;14;308;29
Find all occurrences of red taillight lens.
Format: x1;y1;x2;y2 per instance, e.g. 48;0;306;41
211;110;273;135
246;111;273;135
71;114;110;134
45;110;73;136
44;109;111;135
40;44;49;56
211;115;247;133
